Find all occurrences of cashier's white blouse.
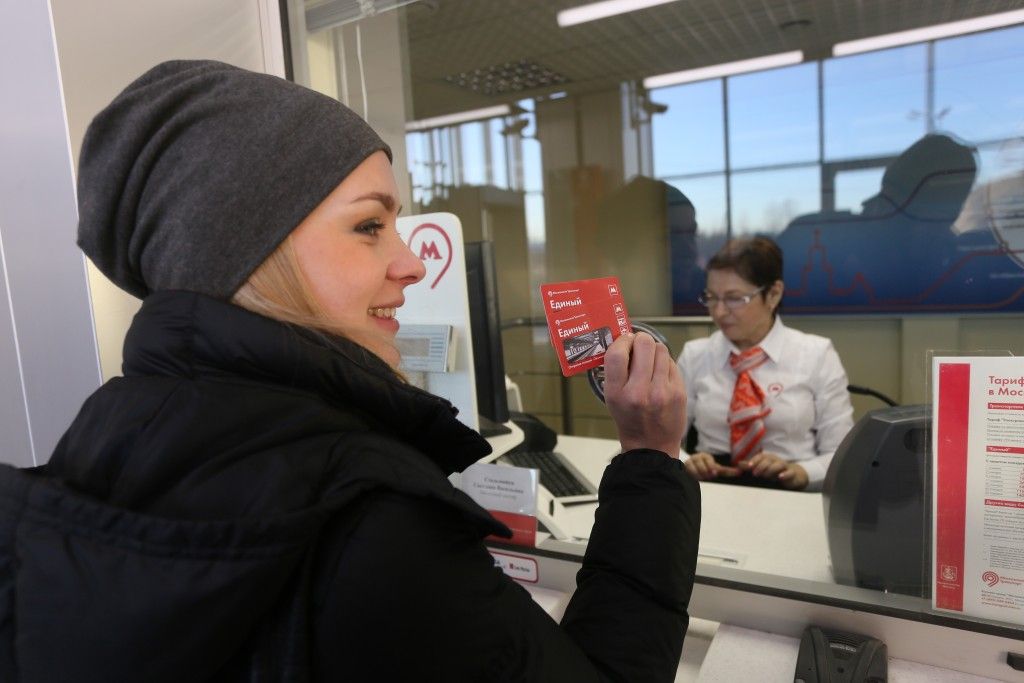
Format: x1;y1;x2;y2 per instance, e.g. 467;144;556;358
676;317;854;491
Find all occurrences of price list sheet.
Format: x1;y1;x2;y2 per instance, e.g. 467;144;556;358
932;356;1024;623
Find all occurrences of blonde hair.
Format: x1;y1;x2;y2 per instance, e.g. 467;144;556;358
231;236;342;336
231;237;405;377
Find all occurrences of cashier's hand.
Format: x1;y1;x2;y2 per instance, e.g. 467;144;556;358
738;452;809;490
603;332;686;459
683;452;741;481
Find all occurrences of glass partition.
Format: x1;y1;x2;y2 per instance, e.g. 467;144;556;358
288;0;1024;636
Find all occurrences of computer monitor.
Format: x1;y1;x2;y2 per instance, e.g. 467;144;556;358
822;404;932;598
464;241;511;437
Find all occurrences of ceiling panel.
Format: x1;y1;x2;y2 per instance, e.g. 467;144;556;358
394;0;1024;118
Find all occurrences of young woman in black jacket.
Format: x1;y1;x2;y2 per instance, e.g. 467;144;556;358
0;60;700;682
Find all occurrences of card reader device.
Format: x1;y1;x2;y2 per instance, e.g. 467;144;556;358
794;626;887;682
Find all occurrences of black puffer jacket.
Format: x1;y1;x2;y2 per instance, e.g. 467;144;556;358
0;291;700;682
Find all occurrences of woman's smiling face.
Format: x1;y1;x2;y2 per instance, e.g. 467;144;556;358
289;151;426;368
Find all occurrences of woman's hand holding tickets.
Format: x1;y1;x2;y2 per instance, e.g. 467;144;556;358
603;332;686;459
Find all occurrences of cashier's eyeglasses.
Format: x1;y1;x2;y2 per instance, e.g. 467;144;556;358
697;287;764;311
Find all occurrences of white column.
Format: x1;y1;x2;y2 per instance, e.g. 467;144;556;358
0;0;102;466
50;0;276;381
0;0;286;466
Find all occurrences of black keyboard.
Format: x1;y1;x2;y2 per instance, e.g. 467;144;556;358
503;450;592;498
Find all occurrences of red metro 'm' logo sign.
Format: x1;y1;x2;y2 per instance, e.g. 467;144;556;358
408;222;453;289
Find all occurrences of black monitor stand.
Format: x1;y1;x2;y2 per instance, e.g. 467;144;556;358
478;414;512;438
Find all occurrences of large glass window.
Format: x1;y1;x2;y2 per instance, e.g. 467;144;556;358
730;166;821;236
934;25;1024;144
833;166;886;213
458;121;487;186
371;17;1024;386
728;62;819;169
488;118;509;189
824;45;928;160
651;79;724;177
665;176;727;242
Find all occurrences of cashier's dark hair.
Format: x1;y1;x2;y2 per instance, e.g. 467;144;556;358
706;236;783;311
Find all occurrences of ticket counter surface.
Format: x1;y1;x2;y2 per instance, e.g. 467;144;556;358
487;435;1024;681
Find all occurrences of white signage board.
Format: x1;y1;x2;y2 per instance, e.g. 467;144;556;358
396;213;478;431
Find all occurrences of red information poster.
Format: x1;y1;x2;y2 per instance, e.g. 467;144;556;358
932;356;1024;621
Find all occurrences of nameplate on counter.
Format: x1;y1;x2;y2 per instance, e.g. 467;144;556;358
460;461;535;510
461;462;538;546
490;550;539;583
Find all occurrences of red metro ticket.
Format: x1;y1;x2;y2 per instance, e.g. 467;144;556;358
540;277;631;377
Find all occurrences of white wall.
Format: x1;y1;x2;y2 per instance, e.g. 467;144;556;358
0;0;101;466
0;0;283;466
50;0;284;381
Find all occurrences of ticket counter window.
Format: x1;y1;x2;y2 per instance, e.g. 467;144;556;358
286;0;1024;648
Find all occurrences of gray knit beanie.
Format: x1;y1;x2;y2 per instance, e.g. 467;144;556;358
76;60;391;299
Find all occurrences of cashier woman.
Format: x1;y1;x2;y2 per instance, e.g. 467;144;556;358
677;237;854;491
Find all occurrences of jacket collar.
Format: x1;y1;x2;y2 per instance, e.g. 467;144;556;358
122;291;491;474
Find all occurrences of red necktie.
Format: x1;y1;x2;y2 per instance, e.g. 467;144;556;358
728;347;771;464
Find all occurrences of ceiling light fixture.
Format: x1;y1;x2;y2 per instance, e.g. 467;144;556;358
557;0;678;28
643;50;804;89
443;60;569;96
405;105;520;132
832;8;1024;57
